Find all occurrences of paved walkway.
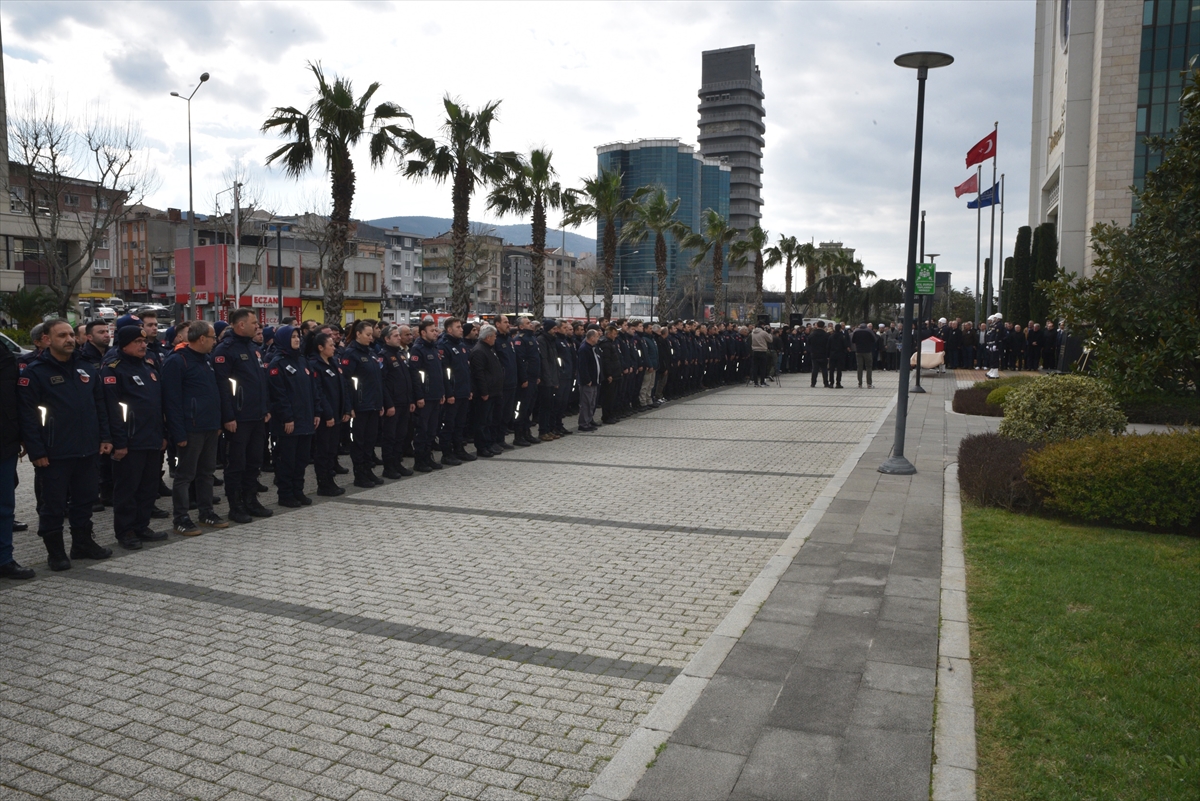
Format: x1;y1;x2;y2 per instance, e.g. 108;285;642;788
584;371;994;801
0;372;896;800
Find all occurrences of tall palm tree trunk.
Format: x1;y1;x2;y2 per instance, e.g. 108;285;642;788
326;160;355;324
712;243;725;323
783;257;793;320
655;232;668;323
450;164;472;319
602;220;616;319
753;251;765;315
531;196;546;318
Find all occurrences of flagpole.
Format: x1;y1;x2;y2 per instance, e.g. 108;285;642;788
986;121;998;318
974;164;982;329
997;173;1006;316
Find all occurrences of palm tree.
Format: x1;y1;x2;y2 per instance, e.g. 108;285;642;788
732;226;770;316
401;96;520;319
487;148;561;317
262;62;411;323
765;235;799;320
619;188;691;322
682;209;738;322
562;168;646;319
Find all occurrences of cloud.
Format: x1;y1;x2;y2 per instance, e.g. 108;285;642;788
3;43;43;63
108;47;176;95
2;0;106;39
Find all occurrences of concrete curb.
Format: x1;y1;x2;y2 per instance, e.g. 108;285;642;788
582;394;899;801
932;463;977;801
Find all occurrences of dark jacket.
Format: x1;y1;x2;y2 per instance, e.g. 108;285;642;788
494;331;519;389
212;333;270;423
850;327;878;353
807;328;831;359
409;336;446;403
598;337;621;381
537;330;559;389
437;332;473;397
556;334;575;390
101;350;164;451
0;346;19;460
469;340;505;399
311;355;349;421
514;328;541;383
381;344;414;409
340;339;384;412
162;345;222;443
829;328;850;361
268;326;319;436
578;340;601;386
18;350;111;462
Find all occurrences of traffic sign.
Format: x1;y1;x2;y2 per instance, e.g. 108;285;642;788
915;263;936;295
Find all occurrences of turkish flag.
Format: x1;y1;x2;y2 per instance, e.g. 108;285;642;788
954;174;979;198
966;131;997;168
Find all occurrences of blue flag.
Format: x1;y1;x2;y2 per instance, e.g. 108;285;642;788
967;182;1000;209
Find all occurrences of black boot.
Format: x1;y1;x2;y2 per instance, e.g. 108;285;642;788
41;530;71;572
413;454;433;474
333;461;350;475
226;488;253;525
244;493;273;518
116;532;143;551
353;472;377;488
69;528;113;561
454;446;477;463
317;480;345;497
382;466;404;480
440;451;462;467
395;461;413;477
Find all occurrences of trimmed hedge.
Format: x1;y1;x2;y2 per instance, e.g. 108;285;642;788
1025;432;1200;531
958;433;1040;511
986;385;1018;407
1121;393;1200;426
999;374;1126;444
972;375;1037;392
953;387;1003;417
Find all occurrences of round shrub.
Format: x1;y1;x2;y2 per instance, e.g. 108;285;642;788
1024;431;1200;530
957;432;1040;511
952;387;1003;417
986;385;1016;407
998;374;1126;444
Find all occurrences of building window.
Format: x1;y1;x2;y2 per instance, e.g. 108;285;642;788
92;259;110;273
9;186;25;212
267;267;295;288
63;193;80;207
91;277;106;290
301;268;321;289
355;272;377;293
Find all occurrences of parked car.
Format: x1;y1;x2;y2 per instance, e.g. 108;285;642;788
106;297;126;310
0;330;31;357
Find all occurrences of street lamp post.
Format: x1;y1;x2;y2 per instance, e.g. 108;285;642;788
170;72;210;322
880;51;953;476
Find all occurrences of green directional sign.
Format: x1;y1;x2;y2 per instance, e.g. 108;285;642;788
915;263;936;295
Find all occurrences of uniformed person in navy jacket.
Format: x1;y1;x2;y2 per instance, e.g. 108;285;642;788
379;324;414;480
17;318;113;571
309;330;350;496
267;326;321;507
212;308;273;520
408;318;448;473
102;325;169;551
340;319;386;487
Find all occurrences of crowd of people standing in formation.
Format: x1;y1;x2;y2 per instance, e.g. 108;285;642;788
0;306;1066;581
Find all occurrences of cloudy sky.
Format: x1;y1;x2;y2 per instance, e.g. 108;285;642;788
2;0;1035;291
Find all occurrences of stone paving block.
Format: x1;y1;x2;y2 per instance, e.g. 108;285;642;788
671;675;781;756
862;660;936;698
766;665;861;736
829;726;931;801
796;613;875;672
730;727;841;801
630;743;744;801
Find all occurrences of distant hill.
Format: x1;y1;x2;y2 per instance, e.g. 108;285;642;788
368;215;596;255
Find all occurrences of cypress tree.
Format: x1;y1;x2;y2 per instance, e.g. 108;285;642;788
1001;256;1014;317
1009;225;1032;323
1029;222;1057;322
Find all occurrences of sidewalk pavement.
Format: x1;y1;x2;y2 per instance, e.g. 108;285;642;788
589;373;995;801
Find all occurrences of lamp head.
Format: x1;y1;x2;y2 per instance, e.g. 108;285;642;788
200;72;210;82
894;52;954;70
170;91;181;97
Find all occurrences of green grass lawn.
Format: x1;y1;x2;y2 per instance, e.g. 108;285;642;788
963;505;1200;801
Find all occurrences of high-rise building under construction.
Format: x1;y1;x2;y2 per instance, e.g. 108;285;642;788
697;45;765;232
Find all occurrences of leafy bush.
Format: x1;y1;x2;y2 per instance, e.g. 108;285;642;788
999;375;1126;443
953;387;1003;417
973;375;1037;392
1025;432;1200;531
958;433;1041;511
1121;393;1200;426
986;385;1018;407
1;327;31;346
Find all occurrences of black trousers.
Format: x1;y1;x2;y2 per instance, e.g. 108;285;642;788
380;407;410;470
439;397;471;450
472;395;496;450
831;354;844;386
752;351;770;385
350;410;380;476
414;401;441;454
811;358;830;387
35;456;98;537
312;422;340;484
112;449;162;537
273;431;312;500
515;384;537;434
500;386;518;436
537;385;558;435
224;419;265;497
600;379;619;422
